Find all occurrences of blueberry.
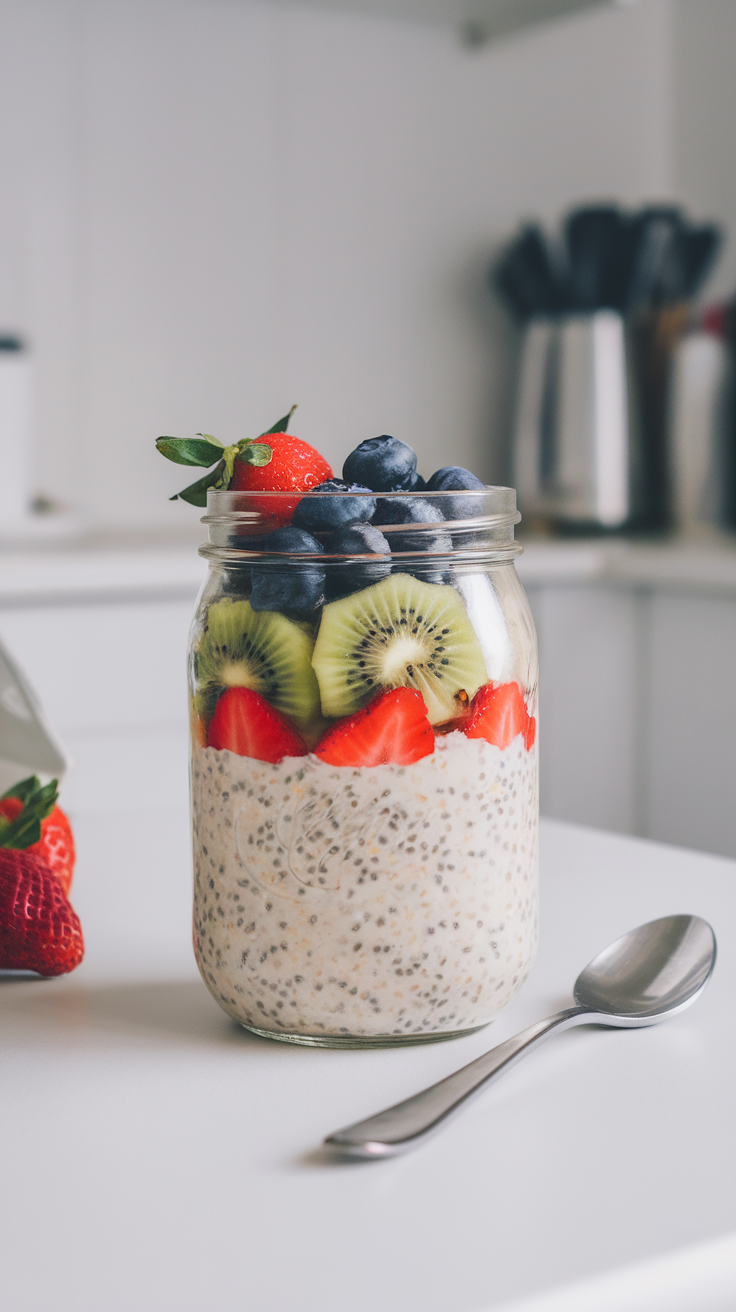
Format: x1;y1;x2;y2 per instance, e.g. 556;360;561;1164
325;522;391;599
371;497;451;582
409;471;426;491
425;466;486;519
342;435;417;492
391;524;452;561
250;527;325;617
221;532;269;596
291;479;376;533
252;525;323;553
371;496;446;527
221;567;252;598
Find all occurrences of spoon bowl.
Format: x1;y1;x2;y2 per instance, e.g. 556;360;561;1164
573;914;716;1022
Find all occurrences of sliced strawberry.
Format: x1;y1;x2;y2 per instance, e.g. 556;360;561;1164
314;687;434;768
0;780;76;896
207;687;308;763
464;682;534;751
230;432;333;528
0;848;84;977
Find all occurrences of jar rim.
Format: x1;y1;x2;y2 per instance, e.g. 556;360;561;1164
204;485;517;503
200;485;522;565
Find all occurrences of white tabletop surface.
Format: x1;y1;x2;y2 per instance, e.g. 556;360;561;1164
2;811;735;1312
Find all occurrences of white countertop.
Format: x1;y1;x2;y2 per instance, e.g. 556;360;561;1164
516;532;736;596
2;531;736;606
0;542;206;606
1;813;734;1312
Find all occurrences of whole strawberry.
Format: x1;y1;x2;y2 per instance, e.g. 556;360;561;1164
230;432;333;527
0;848;84;976
0;776;76;896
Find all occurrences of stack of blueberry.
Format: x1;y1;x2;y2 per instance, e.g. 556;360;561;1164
251;435;485;617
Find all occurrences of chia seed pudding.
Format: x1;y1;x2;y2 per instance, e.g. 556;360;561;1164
192;728;538;1041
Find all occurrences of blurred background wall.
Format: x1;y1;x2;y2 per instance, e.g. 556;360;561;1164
1;0;716;531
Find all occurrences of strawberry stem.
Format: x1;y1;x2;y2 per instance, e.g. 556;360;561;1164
0;776;59;850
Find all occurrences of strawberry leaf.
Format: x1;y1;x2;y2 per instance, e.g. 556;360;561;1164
1;775;42;805
236;441;272;467
0;775;59;850
171;461;226;506
260;404;297;436
156;436;224;467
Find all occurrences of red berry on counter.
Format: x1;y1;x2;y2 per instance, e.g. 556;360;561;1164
207;687;308;763
0;848;84;977
230;432;333;528
314;687;434;768
464;682;535;752
0;788;76;896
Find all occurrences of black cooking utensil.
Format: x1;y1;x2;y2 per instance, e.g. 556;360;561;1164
680;224;722;300
492;225;560;319
624;206;685;313
563;205;630;311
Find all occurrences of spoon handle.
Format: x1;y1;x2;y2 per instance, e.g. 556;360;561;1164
325;1006;592;1157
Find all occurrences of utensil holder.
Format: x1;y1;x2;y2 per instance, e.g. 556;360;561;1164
512;309;688;532
513;311;629;529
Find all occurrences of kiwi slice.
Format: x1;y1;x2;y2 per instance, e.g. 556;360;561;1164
195;598;321;734
311;573;487;724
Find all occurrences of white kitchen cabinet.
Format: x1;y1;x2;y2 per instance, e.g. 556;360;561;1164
525;582;641;834
0;599;193;733
519;537;736;859
0;601;195;812
0;550;204;814
646;592;736;858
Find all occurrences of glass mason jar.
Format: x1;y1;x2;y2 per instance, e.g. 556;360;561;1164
190;485;538;1047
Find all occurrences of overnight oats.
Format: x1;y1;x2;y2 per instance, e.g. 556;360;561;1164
158;418;538;1045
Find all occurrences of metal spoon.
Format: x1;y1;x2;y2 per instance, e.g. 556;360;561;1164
325;914;716;1159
